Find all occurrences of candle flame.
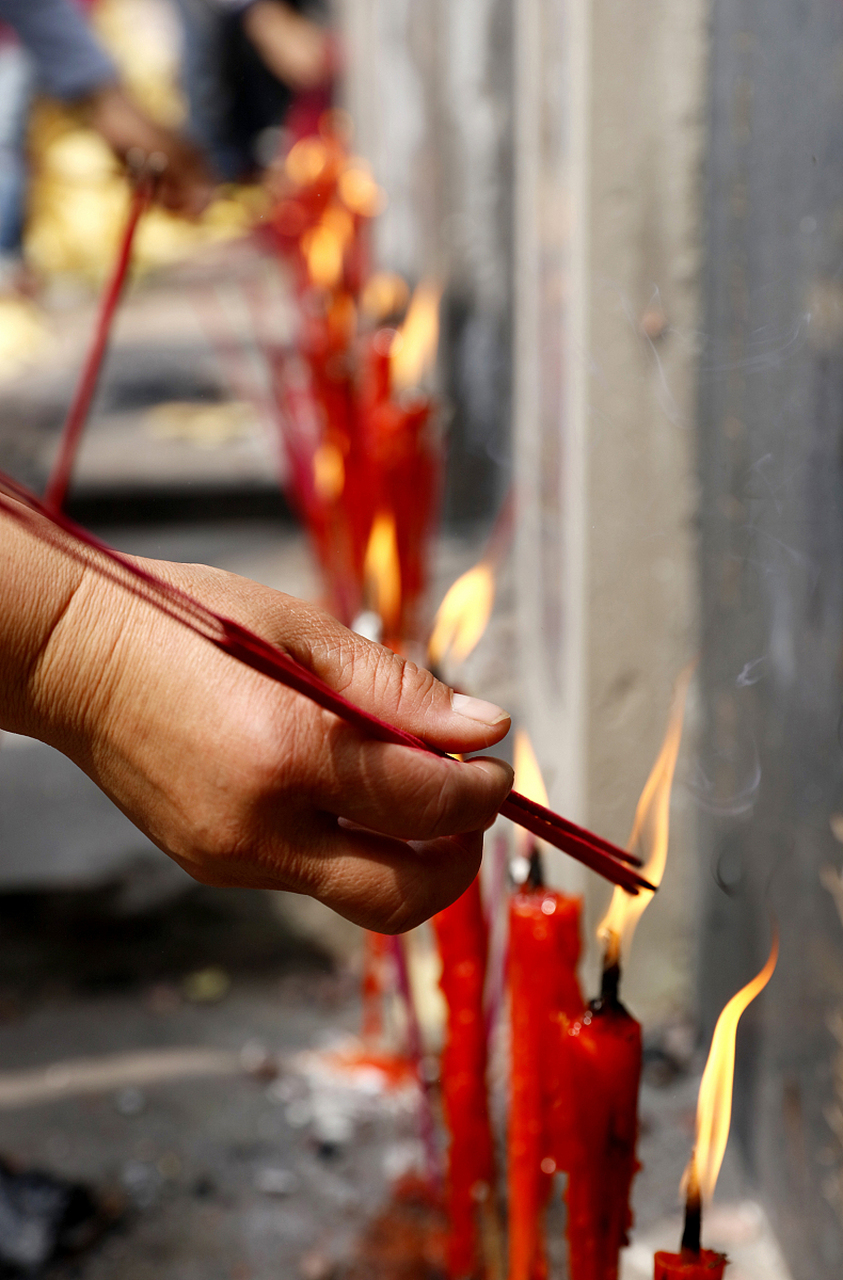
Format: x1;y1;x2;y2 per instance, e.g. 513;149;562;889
360;272;410;323
364;511;401;634
514;730;549;809
513;731;549;862
339;160;386;218
596;661;694;962
686;931;779;1202
313;441;345;502
286;137;330;187
301;224;344;290
427;562;495;669
390;282;441;393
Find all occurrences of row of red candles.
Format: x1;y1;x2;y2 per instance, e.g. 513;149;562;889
260;108;725;1279
432;868;725;1280
263;114;440;642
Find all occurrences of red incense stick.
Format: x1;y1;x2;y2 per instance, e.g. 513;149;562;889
43;174;153;512
0;473;653;895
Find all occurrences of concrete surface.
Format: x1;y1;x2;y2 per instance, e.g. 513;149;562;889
0;885;791;1279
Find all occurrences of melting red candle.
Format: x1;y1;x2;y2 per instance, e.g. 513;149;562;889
653;1249;726;1279
552;667;693;1279
553;973;641;1280
505;731;584;1280
507;877;583;1280
432;876;496;1278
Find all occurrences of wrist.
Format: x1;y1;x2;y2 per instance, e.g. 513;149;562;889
0;505;132;760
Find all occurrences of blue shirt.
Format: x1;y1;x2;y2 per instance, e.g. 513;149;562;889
0;0;116;100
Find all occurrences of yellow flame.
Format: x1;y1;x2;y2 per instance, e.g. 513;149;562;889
301;224;344;289
597;661;695;962
514;730;549;809
339;160;386;218
313;441;345;502
427;562;495;669
364;511;401;633
360;272;410;323
321;205;355;246
285;137;330;187
390;282;441;393
688;932;779;1201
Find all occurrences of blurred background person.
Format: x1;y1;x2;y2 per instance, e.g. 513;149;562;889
0;19;33;291
0;0;212;293
173;0;334;182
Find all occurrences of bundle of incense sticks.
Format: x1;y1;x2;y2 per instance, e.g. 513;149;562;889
0;472;652;895
44;169;156;513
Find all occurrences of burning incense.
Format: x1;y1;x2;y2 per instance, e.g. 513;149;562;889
0;474;650;894
653;932;779;1278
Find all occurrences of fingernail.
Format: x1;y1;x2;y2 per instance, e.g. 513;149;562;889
451;692;510;727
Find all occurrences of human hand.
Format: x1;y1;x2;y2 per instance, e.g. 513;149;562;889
85;85;214;217
243;1;333;92
3;520;511;932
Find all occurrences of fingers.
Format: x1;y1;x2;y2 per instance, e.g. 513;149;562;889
283;610;511;754
144;564;512;756
176;818;485;934
304;826;485;933
307;720;513;839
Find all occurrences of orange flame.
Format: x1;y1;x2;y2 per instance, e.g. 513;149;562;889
513;730;549;862
686;932;779;1202
360;272;410;323
427;562;495;669
339;159;386;218
513;730;549;809
313;441;345;502
390;282;441;393
286;137;330;187
364;511;401;634
301;224;344;289
597;661;695;963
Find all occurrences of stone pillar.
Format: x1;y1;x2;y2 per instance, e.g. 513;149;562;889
514;0;708;1019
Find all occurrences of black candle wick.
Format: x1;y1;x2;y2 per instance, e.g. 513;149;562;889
680;1187;702;1255
526;845;544;889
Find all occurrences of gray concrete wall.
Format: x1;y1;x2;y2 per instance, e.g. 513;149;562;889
337;0;514;520
514;0;708;1021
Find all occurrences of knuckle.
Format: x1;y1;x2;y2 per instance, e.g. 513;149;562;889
394;658;438;721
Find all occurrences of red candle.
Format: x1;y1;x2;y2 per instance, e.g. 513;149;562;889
432;876;495;1279
653;1250;726;1278
554;973;642;1280
507;883;583;1280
